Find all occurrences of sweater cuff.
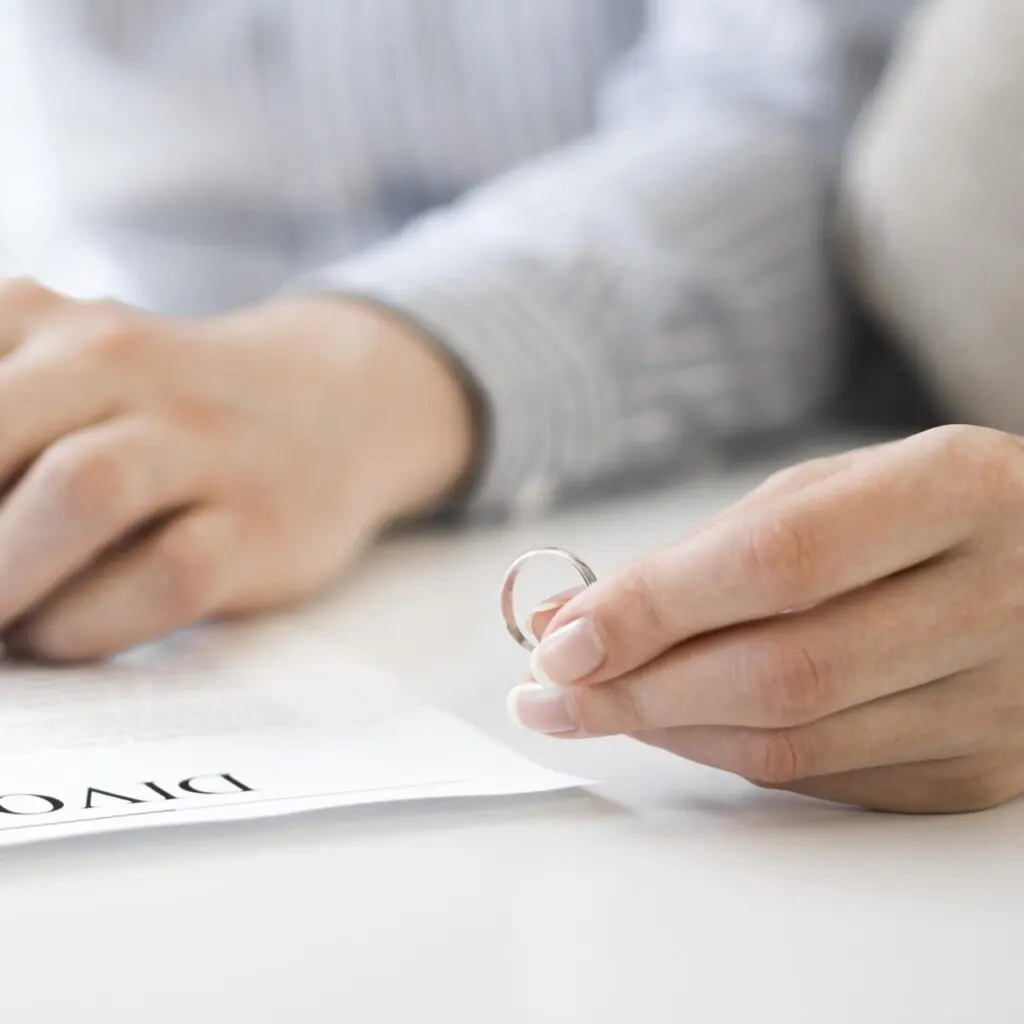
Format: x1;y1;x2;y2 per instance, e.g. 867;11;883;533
291;232;619;520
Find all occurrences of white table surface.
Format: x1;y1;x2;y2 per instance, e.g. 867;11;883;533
1;433;1021;1024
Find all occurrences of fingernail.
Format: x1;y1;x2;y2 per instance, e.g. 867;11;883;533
507;682;579;735
530;619;605;685
528;588;582;641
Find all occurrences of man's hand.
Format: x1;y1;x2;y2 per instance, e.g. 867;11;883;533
509;427;1024;814
0;279;474;660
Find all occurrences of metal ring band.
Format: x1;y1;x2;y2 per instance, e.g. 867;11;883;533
500;547;597;652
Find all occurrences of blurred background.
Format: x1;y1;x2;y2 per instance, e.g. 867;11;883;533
0;27;23;277
0;32;10;273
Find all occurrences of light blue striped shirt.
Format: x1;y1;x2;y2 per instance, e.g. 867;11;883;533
0;0;916;516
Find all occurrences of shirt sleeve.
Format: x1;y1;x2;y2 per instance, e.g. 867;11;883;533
293;0;852;519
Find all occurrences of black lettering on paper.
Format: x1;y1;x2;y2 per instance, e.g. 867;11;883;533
83;787;146;810
178;773;255;796
0;793;64;815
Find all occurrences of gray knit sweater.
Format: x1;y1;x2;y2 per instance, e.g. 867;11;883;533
0;0;918;517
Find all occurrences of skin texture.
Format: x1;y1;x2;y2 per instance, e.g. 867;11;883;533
513;426;1024;815
0;279;473;661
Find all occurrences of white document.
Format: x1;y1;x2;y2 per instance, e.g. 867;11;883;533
0;620;585;848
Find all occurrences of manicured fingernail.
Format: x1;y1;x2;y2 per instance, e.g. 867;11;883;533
528;588;582;640
530;619;605;685
507;683;579;735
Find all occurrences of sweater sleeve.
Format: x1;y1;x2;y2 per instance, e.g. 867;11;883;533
295;0;852;519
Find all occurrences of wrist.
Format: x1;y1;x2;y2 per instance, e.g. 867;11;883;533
347;298;479;521
231;295;477;524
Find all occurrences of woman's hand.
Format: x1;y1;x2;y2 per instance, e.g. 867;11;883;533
0;279;474;660
509;427;1024;814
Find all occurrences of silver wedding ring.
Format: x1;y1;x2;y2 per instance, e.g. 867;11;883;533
500;547;597;652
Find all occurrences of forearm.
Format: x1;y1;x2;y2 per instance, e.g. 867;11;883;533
301;103;842;517
296;0;852;517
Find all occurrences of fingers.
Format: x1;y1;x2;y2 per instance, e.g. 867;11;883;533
766;755;1024;815
522;447;889;670
0;418;207;628
532;428;994;688
0;347;121;486
6;509;237;662
0;278;64;354
527;550;1007;736
521;454;852;653
725;450;860;514
634;663;1017;782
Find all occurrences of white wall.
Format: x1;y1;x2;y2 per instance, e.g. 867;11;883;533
0;28;12;272
0;19;31;277
0;25;63;280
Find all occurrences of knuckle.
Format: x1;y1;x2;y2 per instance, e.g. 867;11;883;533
0;276;52;309
741;514;820;608
36;444;129;522
610;563;670;644
758;457;832;494
925;425;1023;496
973;431;1024;499
570;695;606;738
573;680;647;737
763;464;806;489
751;466;804;500
152;526;220;619
745;633;836;726
740;730;812;786
74;309;149;365
924;423;991;460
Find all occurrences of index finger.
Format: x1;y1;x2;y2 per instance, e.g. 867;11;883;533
524;453;854;649
0;278;63;355
531;429;989;688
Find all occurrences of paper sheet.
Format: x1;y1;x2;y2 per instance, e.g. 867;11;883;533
0;621;585;847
